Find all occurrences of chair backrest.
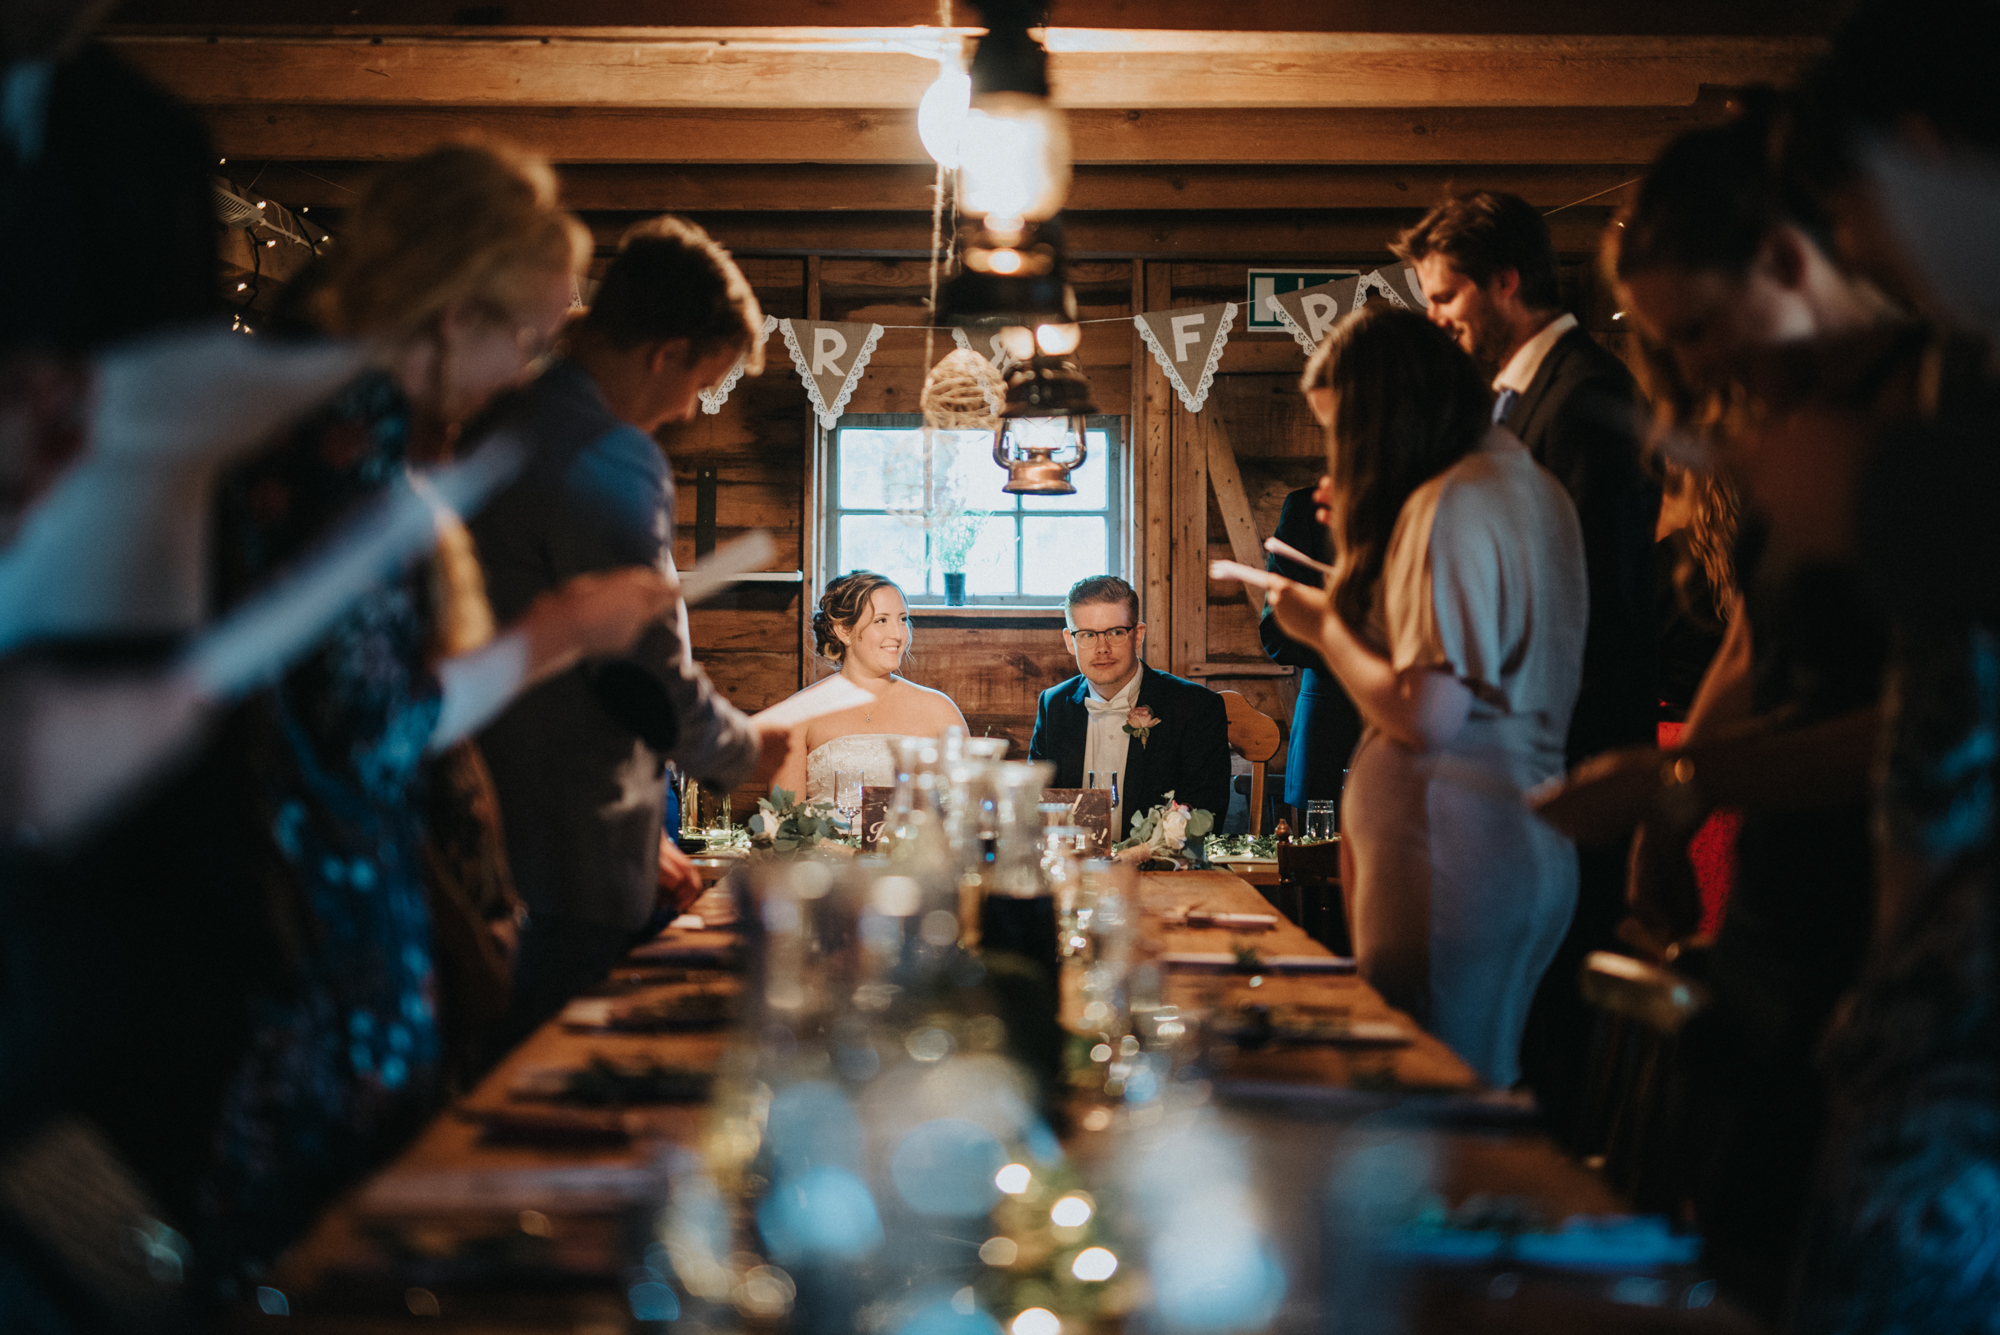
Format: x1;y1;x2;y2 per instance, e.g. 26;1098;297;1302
1214;690;1281;834
1574;950;1709;1211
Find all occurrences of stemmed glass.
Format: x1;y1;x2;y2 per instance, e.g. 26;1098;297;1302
835;769;864;835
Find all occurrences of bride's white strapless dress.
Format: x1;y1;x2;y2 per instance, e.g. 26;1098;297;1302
804;733;914;805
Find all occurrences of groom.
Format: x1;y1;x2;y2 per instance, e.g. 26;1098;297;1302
1029;576;1230;840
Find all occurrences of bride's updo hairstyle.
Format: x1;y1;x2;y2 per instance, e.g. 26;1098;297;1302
814;570;908;664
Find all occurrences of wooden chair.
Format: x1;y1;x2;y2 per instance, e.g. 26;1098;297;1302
1273;838;1351;956
1574;950;1708;1213
1214;690;1282;835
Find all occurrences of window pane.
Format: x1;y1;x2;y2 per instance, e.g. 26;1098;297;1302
838;515;929;594
1021;516;1107;597
838;429;905;510
1020;429;1111;511
936;428;1015;513
940;514;1019;596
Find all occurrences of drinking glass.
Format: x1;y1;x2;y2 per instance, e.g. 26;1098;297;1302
1305;799;1338;843
835;770;864;834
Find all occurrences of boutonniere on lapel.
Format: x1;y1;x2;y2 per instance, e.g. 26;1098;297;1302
1123;705;1159;748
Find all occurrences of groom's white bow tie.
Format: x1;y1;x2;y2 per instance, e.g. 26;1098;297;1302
1084;696;1129;715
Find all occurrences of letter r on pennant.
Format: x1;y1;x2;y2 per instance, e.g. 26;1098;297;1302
1301;294;1339;342
812;327;849;376
1170;312;1206;362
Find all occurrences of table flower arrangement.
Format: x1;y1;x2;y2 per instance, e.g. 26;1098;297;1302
1113;792;1215;870
746;788;856;858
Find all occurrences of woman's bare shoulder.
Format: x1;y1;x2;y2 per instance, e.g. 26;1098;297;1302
896;677;969;723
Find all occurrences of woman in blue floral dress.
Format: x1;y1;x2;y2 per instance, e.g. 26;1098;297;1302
193;141;676;1297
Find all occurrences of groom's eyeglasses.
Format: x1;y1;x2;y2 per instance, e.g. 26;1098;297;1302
1067;626;1134;645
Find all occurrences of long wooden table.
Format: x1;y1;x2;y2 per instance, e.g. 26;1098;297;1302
241;869;1760;1333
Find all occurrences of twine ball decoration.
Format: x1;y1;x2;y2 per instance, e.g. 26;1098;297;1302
921;348;1006;431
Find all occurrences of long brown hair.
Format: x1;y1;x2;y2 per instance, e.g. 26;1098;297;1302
1301;304;1493;631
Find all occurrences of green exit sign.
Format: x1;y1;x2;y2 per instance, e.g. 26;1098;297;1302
1246;269;1355;331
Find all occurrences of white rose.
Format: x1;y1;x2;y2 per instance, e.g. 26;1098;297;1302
1160;807;1190;849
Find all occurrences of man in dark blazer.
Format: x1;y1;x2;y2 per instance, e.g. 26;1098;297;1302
1397;191;1657;1131
1029;575;1230;840
1260;486;1364;824
472;217;790;1050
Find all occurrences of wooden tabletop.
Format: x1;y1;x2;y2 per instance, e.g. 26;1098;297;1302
245;869;1760;1334
1135;869;1480;1096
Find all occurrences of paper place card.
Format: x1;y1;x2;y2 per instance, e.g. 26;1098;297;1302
1160;951;1356;973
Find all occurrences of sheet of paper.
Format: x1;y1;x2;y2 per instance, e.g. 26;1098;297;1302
751;676;874;731
677;531;778;607
1263;536;1336;577
1209;559;1284;592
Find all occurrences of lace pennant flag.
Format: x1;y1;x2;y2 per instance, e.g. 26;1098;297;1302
699;313;778;416
1354;265;1415;310
1133;301;1238;413
1394;263;1430;310
1269;276;1360;355
1268;267;1429;355
779;318;884;428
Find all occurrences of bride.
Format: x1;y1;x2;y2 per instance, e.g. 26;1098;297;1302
772;570;968;805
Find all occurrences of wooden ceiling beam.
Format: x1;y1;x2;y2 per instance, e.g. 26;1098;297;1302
199;97;1733;165
566;208;1623;260
226;160;1645;213
111;32;1817;110
104;0;1839;37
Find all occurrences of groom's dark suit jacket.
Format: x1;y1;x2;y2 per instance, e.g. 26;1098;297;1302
1028;664;1231;840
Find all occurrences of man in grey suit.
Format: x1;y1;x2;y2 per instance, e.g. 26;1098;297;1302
472;217;790;1049
1397;192;1658;1132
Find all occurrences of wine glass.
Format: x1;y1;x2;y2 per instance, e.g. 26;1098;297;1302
835;770;864;834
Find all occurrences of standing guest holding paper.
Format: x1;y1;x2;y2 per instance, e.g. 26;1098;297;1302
1238;304;1588;1087
1260;486;1364;822
1394;191;1657;1130
197;140;677;1295
1030;576;1229;840
470;216;792;1051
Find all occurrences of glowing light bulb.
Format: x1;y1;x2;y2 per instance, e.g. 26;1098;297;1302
918;63;972;168
957;94;1071;225
1050;1194;1093;1227
1011;1308;1060;1335
987;248;1024;275
1034;323;1081;356
996;326;1036;360
1071;1247;1119;1281
994;1163;1032;1194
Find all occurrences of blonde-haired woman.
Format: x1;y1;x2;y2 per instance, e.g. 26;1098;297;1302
771;571;967;805
197;140;674;1288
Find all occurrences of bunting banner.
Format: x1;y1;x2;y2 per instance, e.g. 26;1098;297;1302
699;313;779;416
780;318;885;428
1133;301;1238;413
1268;265;1429;355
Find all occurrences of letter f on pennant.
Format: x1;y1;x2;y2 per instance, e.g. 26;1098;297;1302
1170;312;1206;362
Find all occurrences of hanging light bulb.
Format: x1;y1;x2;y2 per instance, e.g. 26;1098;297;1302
918;59;972;169
958;92;1070;233
939;2;1077;332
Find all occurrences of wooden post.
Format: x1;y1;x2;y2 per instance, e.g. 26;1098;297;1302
1137;261;1174;669
799;254;823;689
1170;369;1209;675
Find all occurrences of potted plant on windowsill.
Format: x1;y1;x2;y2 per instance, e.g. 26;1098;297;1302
932;510;983;607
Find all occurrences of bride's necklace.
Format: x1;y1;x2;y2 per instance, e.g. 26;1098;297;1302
861;674;893;725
